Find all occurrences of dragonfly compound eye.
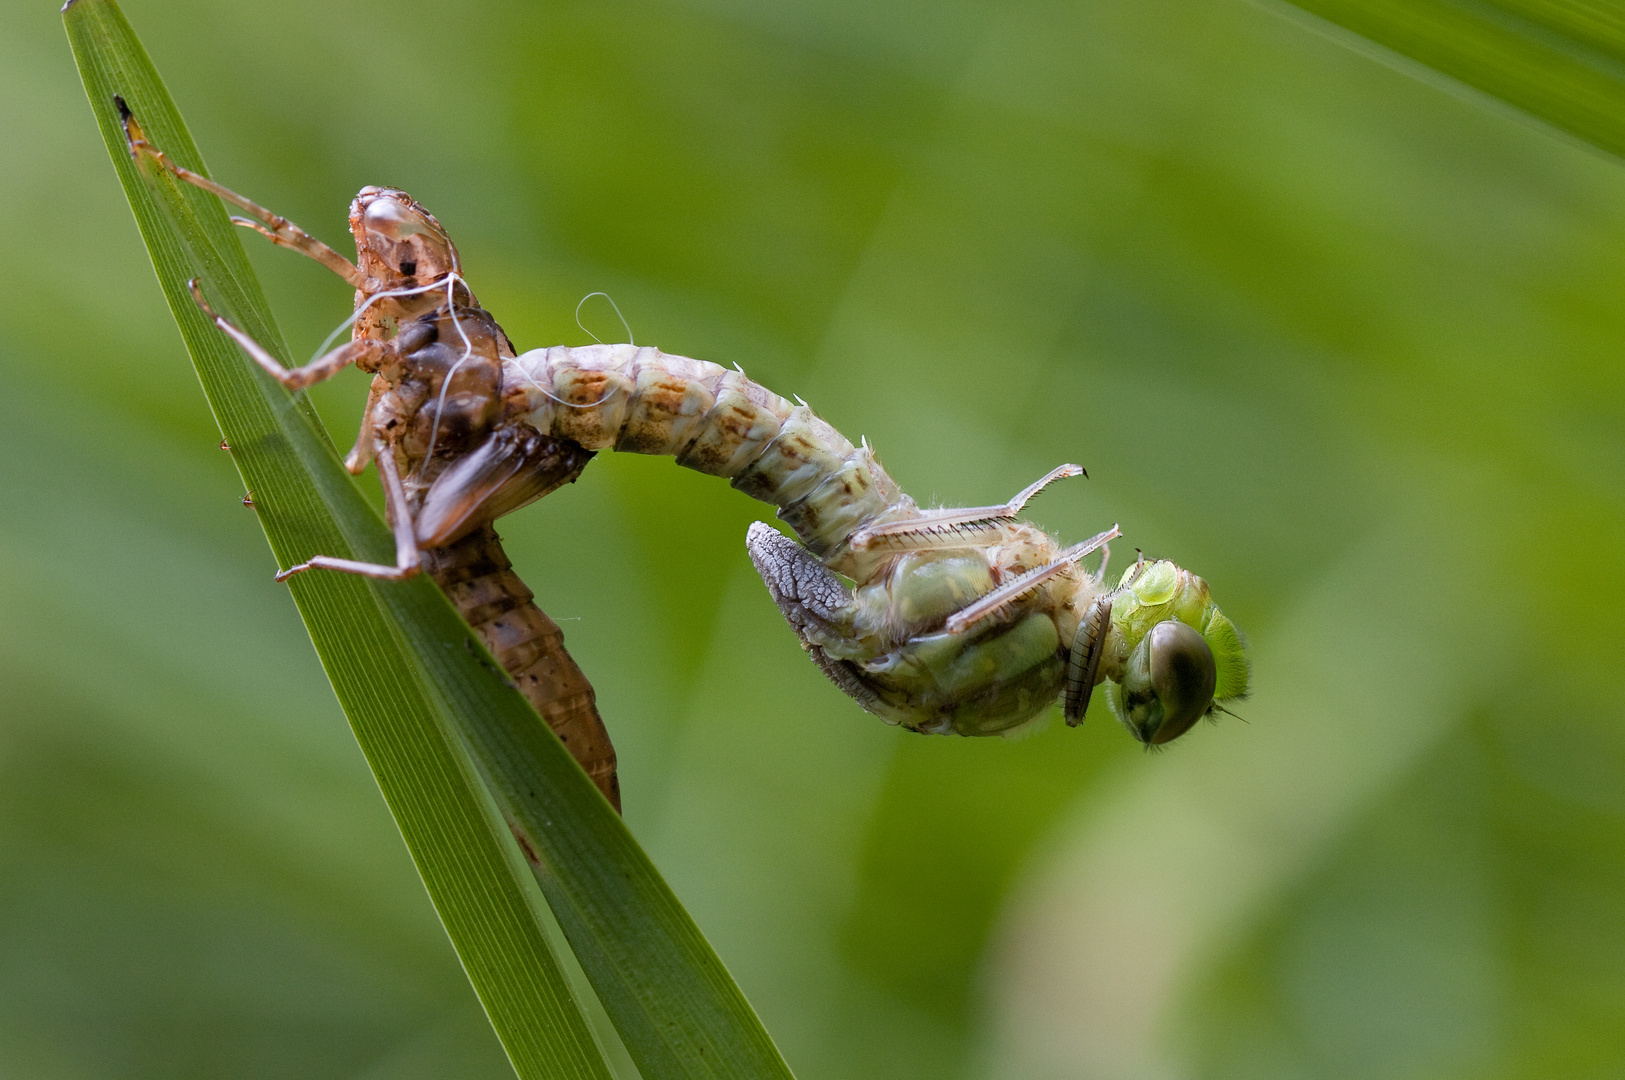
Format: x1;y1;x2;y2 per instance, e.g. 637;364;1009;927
1118;619;1217;745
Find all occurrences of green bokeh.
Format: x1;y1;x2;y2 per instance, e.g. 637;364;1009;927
6;0;1625;1077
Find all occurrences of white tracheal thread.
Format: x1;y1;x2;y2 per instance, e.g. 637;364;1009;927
509;354;626;412
303;274;478;470
422;275;478;468
573;291;634;346
306;273;465;361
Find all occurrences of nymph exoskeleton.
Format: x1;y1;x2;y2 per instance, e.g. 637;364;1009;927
124;102;1248;775
123;102;622;810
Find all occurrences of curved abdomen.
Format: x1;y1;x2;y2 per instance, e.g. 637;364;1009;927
507;344;917;576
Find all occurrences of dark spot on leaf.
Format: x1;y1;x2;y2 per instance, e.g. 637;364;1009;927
510;826;540;866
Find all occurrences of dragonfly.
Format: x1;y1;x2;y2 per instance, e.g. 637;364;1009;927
123;104;1249;812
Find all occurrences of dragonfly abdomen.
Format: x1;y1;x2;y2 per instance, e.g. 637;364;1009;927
509;344;919;571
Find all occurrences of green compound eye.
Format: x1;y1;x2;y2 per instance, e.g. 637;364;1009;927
1119;619;1217;745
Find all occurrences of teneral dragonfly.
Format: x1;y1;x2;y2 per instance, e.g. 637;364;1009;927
504;346;1249;743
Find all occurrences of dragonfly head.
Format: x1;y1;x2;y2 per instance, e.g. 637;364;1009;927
1104;560;1249;745
350;188;461;288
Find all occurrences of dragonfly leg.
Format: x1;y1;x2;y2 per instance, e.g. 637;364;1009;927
1004;463;1088;510
276;439;423;582
1062;597;1112;725
190;279;382;391
119;99;365;288
850;463;1084;552
944;525;1120;634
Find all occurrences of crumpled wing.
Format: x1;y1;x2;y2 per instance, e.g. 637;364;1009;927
416;425;594;548
745;521;879;711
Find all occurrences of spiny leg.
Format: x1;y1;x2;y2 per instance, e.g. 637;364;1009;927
1062;597;1113;725
276;439;422;582
1003;463;1088;511
850;463;1085;553
943;525;1120;635
119;99;365;288
190;279;381;391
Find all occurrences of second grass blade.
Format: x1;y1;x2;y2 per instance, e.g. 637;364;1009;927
1275;0;1625;160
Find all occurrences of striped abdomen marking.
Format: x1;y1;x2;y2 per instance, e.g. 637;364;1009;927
423;523;621;812
508;344;919;574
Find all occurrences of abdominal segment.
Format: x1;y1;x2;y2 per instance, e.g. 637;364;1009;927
506;344;918;576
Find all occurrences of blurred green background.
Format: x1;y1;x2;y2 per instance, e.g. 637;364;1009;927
5;0;1625;1076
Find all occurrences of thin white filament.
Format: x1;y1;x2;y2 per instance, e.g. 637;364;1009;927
305;274;471;363
300;272;478;466
510;336;657;412
512;366;625;412
574;291;635;346
423;274;478;467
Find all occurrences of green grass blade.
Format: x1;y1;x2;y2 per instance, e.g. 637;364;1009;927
65;3;796;1078
63;4;614;1078
1273;0;1625;158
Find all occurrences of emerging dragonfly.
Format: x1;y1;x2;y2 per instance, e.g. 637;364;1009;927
124;105;1248;809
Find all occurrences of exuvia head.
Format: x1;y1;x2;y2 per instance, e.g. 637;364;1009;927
1102;560;1250;746
349;187;459;286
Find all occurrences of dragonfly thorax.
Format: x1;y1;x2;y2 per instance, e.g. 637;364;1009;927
829;533;1106;736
